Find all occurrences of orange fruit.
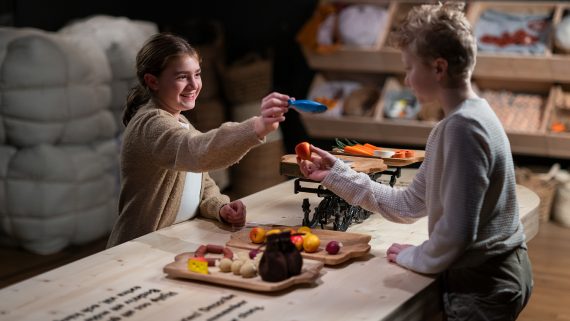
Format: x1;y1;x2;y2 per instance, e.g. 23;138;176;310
249;227;266;244
303;234;320;253
297;226;312;235
266;229;282;237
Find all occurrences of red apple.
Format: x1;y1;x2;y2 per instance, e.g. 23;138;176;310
295;142;311;160
290;235;304;251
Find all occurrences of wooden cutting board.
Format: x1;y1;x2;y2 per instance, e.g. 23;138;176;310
280;154;388;178
226;226;371;265
163;252;324;292
331;148;425;167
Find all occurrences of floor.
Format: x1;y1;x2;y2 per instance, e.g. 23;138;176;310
0;221;569;320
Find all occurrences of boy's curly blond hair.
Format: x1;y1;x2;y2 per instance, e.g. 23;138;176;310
392;2;476;83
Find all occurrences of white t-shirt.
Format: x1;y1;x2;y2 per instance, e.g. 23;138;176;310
174;121;202;224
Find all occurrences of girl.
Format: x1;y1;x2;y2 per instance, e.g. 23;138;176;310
108;33;290;246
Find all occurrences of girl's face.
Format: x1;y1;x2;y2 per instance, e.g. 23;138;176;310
149;54;202;116
401;48;439;104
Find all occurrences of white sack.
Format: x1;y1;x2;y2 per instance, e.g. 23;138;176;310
59;15;158;129
0;139;119;254
0;27;114;146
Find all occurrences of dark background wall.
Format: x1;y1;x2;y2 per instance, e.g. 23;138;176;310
1;0;320;153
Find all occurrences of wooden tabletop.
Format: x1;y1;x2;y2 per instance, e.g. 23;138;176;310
0;177;539;321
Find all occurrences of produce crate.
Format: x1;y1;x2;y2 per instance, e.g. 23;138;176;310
304;72;384;119
466;2;562;81
298;1;401;73
544;86;570;158
552;3;569;52
474;79;555;156
300;73;433;147
375;76;443;122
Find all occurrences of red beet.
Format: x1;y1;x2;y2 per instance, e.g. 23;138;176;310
325;241;342;255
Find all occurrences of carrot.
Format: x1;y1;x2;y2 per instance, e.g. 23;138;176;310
355;144;376;153
363;143;382;151
344;145;374;156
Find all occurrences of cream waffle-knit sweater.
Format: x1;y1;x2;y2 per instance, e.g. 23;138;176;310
107;101;263;247
322;98;526;274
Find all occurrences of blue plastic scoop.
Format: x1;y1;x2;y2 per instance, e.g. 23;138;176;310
288;99;328;113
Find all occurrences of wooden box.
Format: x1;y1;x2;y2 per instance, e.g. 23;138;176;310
475;79;555;156
375;76;443;122
299;1;402;73
466;2;560;81
305;72;384;119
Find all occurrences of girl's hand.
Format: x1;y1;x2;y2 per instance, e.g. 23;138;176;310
254;92;290;139
297;145;337;182
220;200;246;227
386;243;413;263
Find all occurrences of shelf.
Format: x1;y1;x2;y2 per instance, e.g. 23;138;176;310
300;1;570;160
301;114;570;159
303;47;570;83
301;1;570;82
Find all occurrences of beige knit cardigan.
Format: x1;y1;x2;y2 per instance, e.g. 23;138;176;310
107;101;263;247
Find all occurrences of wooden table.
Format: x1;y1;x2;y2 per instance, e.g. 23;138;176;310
0;177;539;321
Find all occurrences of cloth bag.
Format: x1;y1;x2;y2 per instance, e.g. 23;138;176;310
552;164;570;227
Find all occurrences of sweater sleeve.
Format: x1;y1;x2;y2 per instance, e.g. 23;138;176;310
396;116;491;274
138;111;263;172
322;159;427;223
199;172;230;222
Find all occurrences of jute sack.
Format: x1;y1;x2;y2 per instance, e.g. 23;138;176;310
515;166;558;222
552;166;570;228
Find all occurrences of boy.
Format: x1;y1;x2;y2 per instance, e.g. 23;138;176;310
297;3;533;320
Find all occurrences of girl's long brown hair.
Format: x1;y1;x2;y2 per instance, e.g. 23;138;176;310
122;32;200;126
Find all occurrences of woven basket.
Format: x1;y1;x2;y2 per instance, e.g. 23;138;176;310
221;53;272;104
516;167;558;222
230;139;286;198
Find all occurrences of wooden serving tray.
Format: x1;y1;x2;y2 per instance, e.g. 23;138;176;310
280;154;387;178
330;148;425;167
163;252;324;292
226;226;371;265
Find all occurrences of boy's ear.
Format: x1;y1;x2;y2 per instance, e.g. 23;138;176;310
433;58;448;80
143;73;159;91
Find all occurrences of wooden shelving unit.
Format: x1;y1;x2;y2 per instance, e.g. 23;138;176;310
299;1;570;159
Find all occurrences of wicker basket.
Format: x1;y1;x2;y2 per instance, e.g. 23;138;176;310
515;167;558;222
230;139;286;198
221;53;272;104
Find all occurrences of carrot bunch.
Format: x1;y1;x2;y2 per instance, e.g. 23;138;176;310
335;138;381;156
335;138;415;159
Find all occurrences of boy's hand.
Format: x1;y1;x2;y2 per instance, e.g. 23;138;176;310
386;243;413;263
297;145;336;182
254;92;290;139
220;200;246;227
